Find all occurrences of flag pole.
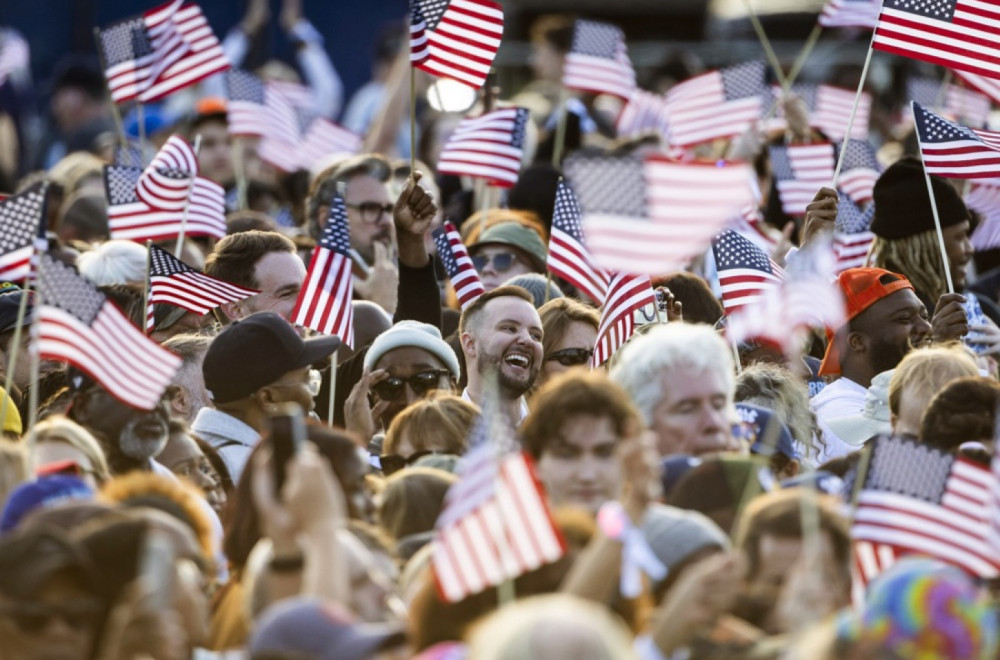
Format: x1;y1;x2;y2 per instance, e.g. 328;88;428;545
915;130;956;294
232;136;248;211
143;240;153;336
730;333;743;376
24;257;47;440
831;30;877;187
782;24;823;92
741;0;788;87
327;352;337;426
91;27;129;157
174;134;203;259
0;282;31;434
552;88;569;168
410;64;417;177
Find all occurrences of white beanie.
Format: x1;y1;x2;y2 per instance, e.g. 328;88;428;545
363;321;461;379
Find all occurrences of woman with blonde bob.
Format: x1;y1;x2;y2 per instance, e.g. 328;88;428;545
381;393;478;474
27;415;111;488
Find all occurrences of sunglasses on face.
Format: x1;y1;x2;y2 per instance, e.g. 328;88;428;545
0;600;101;632
346;201;394;224
370;369;452;402
471;252;520;274
378;450;439;475
545;348;594;367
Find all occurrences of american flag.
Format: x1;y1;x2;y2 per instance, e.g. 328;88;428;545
437;108;528;188
873;0;1000;81
592;273;656;367
0;183;47;282
955;69;1000;107
616;89;671;140
562;19;636;101
913;101;1000;178
33;254;181;411
433;221;485;310
819;0;883;28
409;0;503;90
146;245;258;332
224;69;269;136
665;61;765;148
432;392;565;602
295;118;363;173
851;434;1000;587
966;179;1000;250
104;165;226;242
290;195;354;345
833;196;876;273
770;143;836;216
769;84;873;141
98;0;229;104
257;85;314;172
907;75;993;127
727;237;845;356
0;30;29;87
135;135;200;212
729;204;780;253
564;154;755;275
712;229;786;316
547;180;609;305
836;138;881;205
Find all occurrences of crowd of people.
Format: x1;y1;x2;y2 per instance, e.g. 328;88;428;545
1;1;1000;658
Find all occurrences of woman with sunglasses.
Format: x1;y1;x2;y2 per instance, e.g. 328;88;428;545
536;298;600;390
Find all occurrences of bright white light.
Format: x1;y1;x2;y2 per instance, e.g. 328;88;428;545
427;79;477;113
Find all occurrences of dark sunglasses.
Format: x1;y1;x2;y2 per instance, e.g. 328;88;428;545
371;369;452;402
378;450;438;475
0;600;101;632
471;252;519;274
545;348;594;367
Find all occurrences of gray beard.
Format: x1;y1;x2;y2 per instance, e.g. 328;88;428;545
118;418;168;461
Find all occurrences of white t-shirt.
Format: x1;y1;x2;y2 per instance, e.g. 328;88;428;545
811;376;868;463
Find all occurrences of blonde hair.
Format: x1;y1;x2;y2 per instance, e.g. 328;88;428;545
383;392;478;457
889;344;980;417
871;230;948;301
48;151;105;194
377;467;457;542
0;440;27;506
465;594;639;660
27;416;111;485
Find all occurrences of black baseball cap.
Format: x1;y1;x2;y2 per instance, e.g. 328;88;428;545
0;284;34;334
203;312;340;404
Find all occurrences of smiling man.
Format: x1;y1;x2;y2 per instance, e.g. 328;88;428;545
459;285;543;426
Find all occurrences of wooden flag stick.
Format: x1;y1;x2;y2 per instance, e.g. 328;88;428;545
25;325;40;439
933;69;954;115
742;0;787;87
327;352;338;427
137;102;147;164
915;133;957;293
410;66;417;177
552;88;569;168
831;31;877;187
92;27;129;157
174;134;202;259
782;24;823;92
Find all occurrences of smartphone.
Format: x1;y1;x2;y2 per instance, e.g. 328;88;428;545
139;527;176;611
268;402;306;495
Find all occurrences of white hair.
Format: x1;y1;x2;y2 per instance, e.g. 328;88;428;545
76;240;148;286
609;323;735;425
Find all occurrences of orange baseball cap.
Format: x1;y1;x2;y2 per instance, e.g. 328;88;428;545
818;268;913;376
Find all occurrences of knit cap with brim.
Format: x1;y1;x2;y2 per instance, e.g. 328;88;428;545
871;156;968;240
641;503;729;584
469;222;548;272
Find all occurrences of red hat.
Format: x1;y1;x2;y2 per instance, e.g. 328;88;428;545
818;268;914;376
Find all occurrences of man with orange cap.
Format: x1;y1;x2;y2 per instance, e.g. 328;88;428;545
811;267;932;459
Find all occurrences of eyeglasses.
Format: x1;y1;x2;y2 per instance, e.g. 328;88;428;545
346;201;394;224
545;348;594;367
471;252;520;274
0;600;101;632
371;370;452;402
378;450;438;475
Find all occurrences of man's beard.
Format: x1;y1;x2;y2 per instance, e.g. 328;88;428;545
478;347;538;399
118;417;169;461
869;335;911;375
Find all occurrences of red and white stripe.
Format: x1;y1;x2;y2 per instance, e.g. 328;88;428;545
833;231;875;273
296;119;363;172
591;273;656;367
410;0;503;89
819;0;882;28
548;229;609;306
665;69;762;147
290;245;354;347
814;85;871;141
110;178;225;243
776;143;835;216
136;135;200;212
437;108;525;187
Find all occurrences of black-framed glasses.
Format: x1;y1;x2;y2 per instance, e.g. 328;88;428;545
371;369;452;402
545;348;593;366
378;450;438;475
471;252;519;274
346;201;393;224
